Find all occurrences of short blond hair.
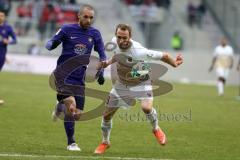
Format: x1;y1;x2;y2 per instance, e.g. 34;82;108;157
115;24;132;37
79;4;95;15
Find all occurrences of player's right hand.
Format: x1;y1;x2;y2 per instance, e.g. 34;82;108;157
208;66;213;72
3;39;9;45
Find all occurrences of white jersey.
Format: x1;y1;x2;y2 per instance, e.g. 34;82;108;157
213;45;233;68
111;37;163;86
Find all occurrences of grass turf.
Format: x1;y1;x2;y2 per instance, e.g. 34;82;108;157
0;72;239;160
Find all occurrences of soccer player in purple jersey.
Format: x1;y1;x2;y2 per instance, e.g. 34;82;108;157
46;4;106;151
0;10;17;105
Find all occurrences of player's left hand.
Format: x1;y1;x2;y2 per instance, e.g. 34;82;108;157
174;54;183;67
97;75;105;85
95;69;105;85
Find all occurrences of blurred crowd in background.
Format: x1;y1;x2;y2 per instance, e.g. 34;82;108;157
0;0;82;55
14;0;78;40
187;0;206;28
123;0;171;9
2;0;237;54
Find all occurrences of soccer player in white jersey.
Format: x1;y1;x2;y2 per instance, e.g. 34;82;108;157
209;38;234;96
94;24;183;154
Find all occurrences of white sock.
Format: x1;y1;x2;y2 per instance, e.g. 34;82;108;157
217;81;224;95
145;108;159;130
101;118;112;144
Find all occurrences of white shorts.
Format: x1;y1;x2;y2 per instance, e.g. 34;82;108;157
106;80;153;108
216;67;229;79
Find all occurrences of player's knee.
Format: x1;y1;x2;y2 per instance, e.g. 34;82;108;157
142;107;152;114
141;100;153;114
103;114;112;121
218;77;226;83
63;96;76;107
141;103;152;114
102;108;116;121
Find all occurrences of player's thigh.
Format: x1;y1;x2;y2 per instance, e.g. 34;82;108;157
223;69;230;79
130;80;153;98
74;96;85;111
216;67;229;80
57;94;76;108
216;67;225;78
130;81;154;113
107;83;135;108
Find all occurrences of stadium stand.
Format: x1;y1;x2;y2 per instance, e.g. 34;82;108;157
2;0;239;85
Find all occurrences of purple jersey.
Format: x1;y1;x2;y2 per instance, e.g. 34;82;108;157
46;24;106;85
0;22;17;54
0;22;17;70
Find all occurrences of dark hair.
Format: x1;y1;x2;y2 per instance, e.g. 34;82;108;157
79;4;95;15
0;9;6;15
115;24;132;37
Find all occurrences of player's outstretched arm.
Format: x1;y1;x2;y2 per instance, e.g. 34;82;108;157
45;40;61;51
230;57;234;69
95;57;117;85
209;57;216;72
161;52;183;68
8;26;17;45
96;57;116;70
237;59;240;71
45;27;65;51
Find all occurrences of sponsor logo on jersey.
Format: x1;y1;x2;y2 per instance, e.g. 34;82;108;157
74;44;87;55
70;36;77;39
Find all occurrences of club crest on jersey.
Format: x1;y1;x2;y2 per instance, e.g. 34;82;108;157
88;37;93;42
74;44;87;55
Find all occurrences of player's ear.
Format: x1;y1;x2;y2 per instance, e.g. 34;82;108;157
77;14;81;19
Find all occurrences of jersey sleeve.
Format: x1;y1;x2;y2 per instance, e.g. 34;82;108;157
8;26;17;45
146;49;163;60
229;46;234;56
45;26;66;51
133;41;163;60
213;46;219;57
93;30;106;61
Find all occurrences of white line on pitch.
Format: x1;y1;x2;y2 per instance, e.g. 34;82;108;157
0;153;174;160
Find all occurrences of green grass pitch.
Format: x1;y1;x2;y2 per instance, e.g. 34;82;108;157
0;72;239;160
